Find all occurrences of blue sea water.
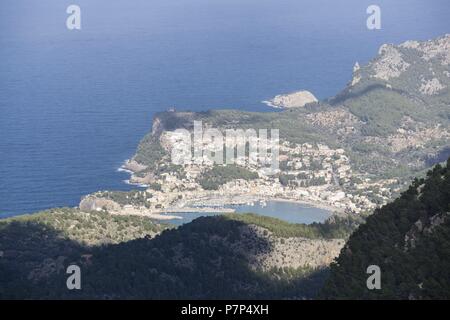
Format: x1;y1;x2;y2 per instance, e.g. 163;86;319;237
162;200;332;226
0;0;449;217
162;201;331;226
232;201;331;225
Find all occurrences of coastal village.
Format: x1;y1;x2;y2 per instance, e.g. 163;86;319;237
81;130;400;219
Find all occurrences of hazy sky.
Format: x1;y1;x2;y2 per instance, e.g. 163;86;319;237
1;0;449;42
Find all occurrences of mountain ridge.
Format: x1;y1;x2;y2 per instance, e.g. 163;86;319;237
320;158;450;299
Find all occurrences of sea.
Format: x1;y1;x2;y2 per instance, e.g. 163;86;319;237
1;0;449;219
165;201;332;226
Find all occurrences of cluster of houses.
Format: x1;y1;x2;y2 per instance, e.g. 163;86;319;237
129;139;396;215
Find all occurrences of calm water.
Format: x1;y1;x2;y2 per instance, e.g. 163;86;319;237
164;201;331;226
1;0;449;217
233;201;330;224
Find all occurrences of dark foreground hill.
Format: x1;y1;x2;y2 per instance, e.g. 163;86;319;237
320;158;450;299
0;209;357;299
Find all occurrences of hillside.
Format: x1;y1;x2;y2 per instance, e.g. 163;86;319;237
0;210;358;299
320;158;450;299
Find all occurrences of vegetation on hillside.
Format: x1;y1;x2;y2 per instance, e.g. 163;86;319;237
0;208;358;299
198;165;259;190
224;213;361;239
0;208;167;246
320;158;450;299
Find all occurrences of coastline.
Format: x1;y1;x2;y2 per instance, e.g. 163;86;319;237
113;160;344;221
161;196;339;218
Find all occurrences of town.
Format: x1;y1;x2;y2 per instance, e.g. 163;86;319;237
82;131;400;218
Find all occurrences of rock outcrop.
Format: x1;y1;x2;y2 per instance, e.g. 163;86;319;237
79;196;121;212
264;90;318;108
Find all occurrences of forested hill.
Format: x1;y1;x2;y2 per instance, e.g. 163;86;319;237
320;158;450;299
0;209;357;299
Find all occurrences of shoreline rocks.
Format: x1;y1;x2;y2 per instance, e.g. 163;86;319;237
263;90;318;108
